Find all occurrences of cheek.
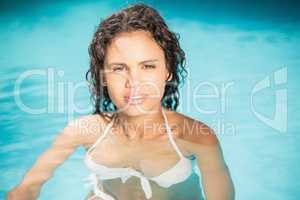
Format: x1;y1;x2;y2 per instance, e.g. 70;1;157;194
142;76;166;99
105;75;126;100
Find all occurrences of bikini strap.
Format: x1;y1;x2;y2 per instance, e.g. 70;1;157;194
161;108;185;158
86;114;116;155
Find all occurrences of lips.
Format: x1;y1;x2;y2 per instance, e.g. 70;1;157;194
124;94;147;104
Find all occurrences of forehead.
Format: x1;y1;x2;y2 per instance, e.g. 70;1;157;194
105;30;164;62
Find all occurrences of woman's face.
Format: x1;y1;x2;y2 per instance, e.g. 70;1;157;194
103;30;170;116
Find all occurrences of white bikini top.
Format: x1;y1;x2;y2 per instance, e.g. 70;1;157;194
84;108;193;200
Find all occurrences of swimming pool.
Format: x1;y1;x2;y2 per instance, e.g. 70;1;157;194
1;0;300;199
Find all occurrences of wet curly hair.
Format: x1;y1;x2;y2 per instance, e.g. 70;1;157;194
86;3;187;119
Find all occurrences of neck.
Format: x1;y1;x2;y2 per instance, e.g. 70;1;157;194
114;106;168;140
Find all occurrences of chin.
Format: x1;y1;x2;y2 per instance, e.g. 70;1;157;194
116;102;157;116
119;106;147;116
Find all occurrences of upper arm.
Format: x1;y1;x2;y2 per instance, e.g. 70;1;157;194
182;120;235;200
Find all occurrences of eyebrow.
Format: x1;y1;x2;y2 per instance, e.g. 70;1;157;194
106;59;159;68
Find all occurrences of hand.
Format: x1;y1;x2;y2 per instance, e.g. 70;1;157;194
6;186;38;200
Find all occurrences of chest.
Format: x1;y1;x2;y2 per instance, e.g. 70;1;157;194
85;134;189;178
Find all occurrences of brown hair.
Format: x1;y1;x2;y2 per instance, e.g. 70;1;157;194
86;3;187;119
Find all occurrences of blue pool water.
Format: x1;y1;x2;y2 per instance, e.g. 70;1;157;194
1;0;300;199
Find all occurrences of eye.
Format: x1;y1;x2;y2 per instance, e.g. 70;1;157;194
144;64;156;69
112;65;125;72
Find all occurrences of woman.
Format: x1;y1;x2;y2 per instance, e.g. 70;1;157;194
7;3;235;200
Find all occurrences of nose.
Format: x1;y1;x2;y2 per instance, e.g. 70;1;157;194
126;78;140;90
125;71;141;92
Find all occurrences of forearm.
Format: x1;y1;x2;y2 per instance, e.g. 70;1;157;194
20;166;52;189
19;178;43;198
12;145;75;199
7;117;88;200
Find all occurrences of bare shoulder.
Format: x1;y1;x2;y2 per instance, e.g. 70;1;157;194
181;115;219;145
167;110;220;155
65;114;109;134
169;111;218;144
61;113;112;148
